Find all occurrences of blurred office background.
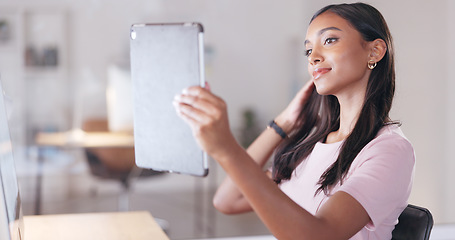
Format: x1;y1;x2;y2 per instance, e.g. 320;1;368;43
0;0;454;239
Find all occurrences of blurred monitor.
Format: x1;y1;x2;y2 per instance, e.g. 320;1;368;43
106;65;134;133
0;79;24;240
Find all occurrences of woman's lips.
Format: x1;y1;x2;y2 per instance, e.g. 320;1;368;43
313;68;332;80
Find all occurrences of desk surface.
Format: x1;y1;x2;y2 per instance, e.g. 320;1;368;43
190;236;276;240
23;211;169;240
35;129;134;148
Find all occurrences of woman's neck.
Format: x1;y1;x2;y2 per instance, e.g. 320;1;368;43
325;93;365;144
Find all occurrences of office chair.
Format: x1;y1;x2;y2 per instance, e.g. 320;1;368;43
82;119;164;211
391;204;433;240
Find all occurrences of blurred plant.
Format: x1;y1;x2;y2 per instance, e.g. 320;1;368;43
240;108;261;148
0;20;11;43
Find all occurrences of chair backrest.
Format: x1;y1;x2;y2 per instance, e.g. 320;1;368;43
392;204;433;240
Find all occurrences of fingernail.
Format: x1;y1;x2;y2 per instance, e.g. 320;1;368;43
182;88;189;95
174;94;182;101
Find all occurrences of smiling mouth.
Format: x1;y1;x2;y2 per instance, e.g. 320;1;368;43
313;68;332;80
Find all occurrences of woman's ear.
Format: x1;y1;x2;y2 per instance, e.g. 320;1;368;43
369;39;387;62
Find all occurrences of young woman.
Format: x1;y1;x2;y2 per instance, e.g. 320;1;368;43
173;3;415;239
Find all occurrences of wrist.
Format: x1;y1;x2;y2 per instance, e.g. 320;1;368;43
273;116;293;135
268;120;288;139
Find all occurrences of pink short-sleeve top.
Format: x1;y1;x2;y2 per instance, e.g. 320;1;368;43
278;124;415;240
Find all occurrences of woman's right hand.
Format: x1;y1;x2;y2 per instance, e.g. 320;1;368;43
173;85;239;161
275;79;315;134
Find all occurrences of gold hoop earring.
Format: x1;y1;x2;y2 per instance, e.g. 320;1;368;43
368;60;377;70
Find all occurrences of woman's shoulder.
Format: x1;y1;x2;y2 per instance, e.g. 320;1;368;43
372;124;412;145
358;124;415;163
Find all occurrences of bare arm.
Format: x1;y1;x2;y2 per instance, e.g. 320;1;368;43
212;80;316;214
212;126;282;214
173;80;370;239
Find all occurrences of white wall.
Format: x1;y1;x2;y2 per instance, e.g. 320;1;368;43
446;0;455;223
372;0;449;223
63;0;307;130
1;0;454;225
1;0;306;146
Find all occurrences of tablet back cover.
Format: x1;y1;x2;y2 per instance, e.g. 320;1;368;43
130;23;208;177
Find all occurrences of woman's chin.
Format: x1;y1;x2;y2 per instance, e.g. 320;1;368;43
314;85;329;96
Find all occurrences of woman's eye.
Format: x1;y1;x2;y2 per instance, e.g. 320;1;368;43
324;37;338;45
305;49;312;57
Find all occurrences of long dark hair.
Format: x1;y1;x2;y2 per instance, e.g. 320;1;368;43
272;3;396;195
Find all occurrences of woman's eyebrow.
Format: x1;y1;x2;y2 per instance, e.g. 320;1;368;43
304;26;342;46
319;26;342;35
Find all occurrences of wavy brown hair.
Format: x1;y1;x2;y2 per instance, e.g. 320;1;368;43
272;3;396;195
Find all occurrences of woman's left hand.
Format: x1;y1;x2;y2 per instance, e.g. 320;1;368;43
173;85;239;160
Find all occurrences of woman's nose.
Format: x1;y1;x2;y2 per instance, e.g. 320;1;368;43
308;47;323;65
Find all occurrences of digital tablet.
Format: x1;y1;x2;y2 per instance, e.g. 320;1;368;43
130;22;208;177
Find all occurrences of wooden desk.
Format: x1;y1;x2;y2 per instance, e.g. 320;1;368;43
35;129;134;148
23;211;169;240
33;129;135;215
